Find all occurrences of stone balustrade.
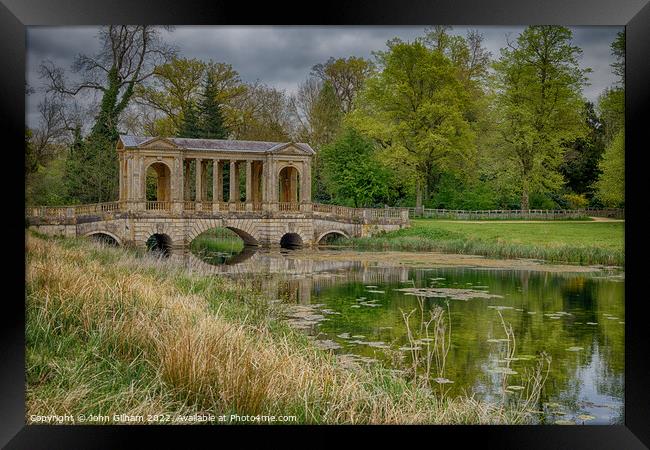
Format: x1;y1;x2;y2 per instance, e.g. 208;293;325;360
26;201;410;226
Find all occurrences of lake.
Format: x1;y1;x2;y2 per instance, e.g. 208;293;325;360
188;246;624;425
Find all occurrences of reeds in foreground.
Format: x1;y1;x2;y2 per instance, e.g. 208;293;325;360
26;233;545;424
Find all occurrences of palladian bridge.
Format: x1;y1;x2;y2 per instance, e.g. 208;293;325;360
27;135;410;255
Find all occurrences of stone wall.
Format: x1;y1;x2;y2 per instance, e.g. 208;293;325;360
28;211;407;255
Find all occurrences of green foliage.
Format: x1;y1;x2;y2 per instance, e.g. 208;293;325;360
26;154;69;205
610;31;625;85
594;130;624;207
178;101;201;138
319;128;392;207
492;26;589;210
350;38;474;208
311;56;374;113
559;102;605;200
428;174;498;210
598;88;624;145
198;70;229;139
351;220;624;266
563;193;589;209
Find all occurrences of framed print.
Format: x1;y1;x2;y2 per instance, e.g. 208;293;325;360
2;0;649;447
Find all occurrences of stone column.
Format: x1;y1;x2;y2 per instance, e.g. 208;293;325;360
134;156;145;211
254;161;267;203
229;160;238;203
201;160;208;201
172;157;184;214
195;157;203;203
118;155;124;201
245;160;252;210
300;160;312;212
213;159;222;212
251;162;260;203
266;159;278;211
184;160;191;201
290;167;298;203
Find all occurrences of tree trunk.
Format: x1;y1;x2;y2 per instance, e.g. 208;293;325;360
415;180;423;212
521;176;530;210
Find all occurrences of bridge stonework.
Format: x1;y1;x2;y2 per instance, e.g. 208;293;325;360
27;135;409;253
28;209;407;255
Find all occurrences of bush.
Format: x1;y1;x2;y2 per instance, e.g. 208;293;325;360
563;193;589;209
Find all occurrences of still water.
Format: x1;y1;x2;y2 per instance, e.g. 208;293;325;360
189;247;624;425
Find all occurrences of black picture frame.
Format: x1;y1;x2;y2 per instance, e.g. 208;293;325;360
2;0;648;447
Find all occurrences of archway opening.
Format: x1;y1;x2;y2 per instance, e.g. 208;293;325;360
88;232;119;246
146;233;172;257
190;227;257;265
318;231;350;245
280;232;303;249
278;166;300;205
146;162;172;203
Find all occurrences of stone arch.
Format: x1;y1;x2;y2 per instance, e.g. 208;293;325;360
84;230;122;246
144;160;172;202
146;233;173;256
225;227;258;246
188;218;259;247
140;222;179;246
278;165;301;203
277;162;303;178
316;230;350;244
280;232;303;249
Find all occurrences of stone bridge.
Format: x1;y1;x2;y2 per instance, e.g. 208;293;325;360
26;134;409;254
26;202;409;255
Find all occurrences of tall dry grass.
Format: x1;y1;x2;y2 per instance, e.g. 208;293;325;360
26;234;540;424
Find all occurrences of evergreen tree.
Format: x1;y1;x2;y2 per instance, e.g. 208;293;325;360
178;101;201;138
199;71;228;139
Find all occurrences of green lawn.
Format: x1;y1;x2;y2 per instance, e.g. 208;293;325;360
351;219;624;266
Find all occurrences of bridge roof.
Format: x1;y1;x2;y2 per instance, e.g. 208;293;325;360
119;135;315;155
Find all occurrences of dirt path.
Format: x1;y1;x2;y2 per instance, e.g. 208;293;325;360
589;217;624;222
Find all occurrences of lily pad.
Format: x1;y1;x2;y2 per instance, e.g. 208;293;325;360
577;414;595;421
566;346;584;352
555;419;575;425
396;287;503;300
507;385;525;391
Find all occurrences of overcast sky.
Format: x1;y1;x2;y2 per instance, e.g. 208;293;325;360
26;25;622;128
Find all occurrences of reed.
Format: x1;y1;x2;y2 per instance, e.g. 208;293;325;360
348;220;624;266
26;233;547;424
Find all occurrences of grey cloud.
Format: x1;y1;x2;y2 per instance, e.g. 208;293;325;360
26;25;622;128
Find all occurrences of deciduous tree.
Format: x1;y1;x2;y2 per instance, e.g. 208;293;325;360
492;26;589;210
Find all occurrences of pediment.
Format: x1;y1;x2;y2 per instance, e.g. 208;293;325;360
268;142;314;155
140;137;178;149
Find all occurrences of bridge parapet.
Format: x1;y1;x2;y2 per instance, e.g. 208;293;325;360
27;201;410;226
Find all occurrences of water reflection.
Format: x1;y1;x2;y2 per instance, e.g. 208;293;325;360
189;247;624;425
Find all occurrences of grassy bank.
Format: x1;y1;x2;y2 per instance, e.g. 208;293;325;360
26;233;544;424
190;228;244;254
350;220;624;266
